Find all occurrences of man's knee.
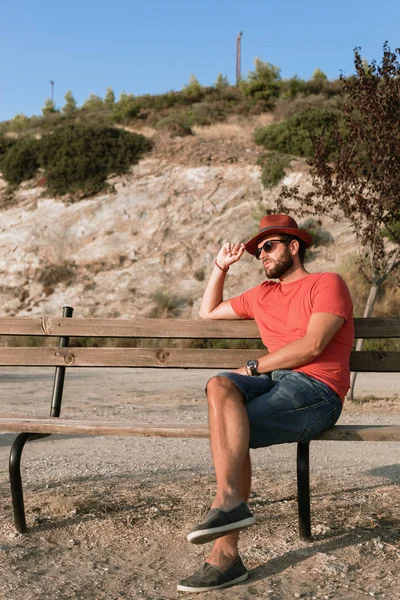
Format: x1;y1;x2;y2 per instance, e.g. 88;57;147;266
206;376;244;405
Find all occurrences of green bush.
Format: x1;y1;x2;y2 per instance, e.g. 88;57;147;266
254;107;343;159
0;136;40;184
187;101;228;126
156;114;193;137
8;114;30;132
0;134;15;163
257;152;291;188
112;93;142;123
273;93;343;121
38;123;153;196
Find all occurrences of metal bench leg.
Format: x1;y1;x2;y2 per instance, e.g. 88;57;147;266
8;305;74;534
9;432;33;533
9;432;50;533
297;441;312;541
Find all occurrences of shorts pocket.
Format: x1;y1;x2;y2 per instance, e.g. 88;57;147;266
301;398;342;441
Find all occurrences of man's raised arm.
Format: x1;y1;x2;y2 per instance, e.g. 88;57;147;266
199;242;245;320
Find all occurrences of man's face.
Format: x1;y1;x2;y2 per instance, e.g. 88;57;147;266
256;236;294;279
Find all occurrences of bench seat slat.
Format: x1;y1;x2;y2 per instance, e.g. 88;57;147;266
0;317;399;339
0;416;209;438
0;347;399;372
0;416;399;442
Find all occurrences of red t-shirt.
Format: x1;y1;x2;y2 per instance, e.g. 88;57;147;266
230;272;354;400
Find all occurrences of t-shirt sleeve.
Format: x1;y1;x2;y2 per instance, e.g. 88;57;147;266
230;289;255;319
312;273;353;321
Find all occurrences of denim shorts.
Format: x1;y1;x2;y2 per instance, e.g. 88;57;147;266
212;370;343;449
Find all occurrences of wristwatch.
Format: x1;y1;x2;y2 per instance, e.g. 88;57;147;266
245;359;260;376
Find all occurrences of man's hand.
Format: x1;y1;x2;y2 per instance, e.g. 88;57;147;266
198;242;246;320
216;242;246;270
234;367;248;376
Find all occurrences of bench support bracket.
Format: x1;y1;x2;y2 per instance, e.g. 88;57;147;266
7;305;73;533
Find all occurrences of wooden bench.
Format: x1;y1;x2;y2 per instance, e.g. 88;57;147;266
0;307;399;538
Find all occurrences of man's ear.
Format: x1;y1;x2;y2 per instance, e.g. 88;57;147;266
289;239;299;256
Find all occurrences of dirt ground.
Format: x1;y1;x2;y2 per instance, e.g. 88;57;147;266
0;368;399;600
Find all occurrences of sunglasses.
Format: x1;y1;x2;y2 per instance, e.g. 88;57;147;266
255;239;289;260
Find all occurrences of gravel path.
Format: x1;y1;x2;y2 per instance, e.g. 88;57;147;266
0;368;399;485
0;368;399;600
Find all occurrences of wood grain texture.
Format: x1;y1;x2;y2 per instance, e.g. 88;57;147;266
0;416;399;441
0;347;399;371
0;317;399;338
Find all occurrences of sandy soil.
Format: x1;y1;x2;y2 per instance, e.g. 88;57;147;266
0;368;399;600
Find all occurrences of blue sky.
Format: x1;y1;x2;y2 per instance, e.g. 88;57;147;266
1;0;398;122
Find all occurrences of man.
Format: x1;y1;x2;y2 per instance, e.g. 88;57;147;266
177;214;354;593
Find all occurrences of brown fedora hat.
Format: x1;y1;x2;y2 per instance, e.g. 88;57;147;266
245;214;313;255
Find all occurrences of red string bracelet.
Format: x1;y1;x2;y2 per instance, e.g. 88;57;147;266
214;260;229;272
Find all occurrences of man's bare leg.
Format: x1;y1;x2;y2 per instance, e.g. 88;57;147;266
205;451;251;570
204;376;252;570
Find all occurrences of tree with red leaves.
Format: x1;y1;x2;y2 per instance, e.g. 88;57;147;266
277;43;400;399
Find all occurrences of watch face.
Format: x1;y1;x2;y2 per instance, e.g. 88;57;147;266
247;360;258;369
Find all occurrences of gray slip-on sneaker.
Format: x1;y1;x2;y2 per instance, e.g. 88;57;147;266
177;556;248;593
187;502;256;544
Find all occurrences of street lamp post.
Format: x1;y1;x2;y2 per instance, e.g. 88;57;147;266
236;32;243;86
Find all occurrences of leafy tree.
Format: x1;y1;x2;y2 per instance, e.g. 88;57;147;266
113;92;141;122
82;93;104;111
182;75;203;101
214;73;229;90
242;58;281;106
42;98;57;116
281;75;306;98
305;68;329;95
62;91;77;114
312;68;328;84
277;43;400;398
104;87;116;106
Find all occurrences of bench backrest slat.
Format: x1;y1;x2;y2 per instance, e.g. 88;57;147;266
0;347;399;372
0;317;399;339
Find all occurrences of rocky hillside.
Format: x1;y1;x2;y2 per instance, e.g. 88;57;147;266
0;125;355;320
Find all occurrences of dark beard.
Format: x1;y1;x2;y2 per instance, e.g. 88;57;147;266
263;247;294;279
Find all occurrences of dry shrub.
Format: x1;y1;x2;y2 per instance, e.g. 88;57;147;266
192;113;273;140
338;254;399;317
37;261;77;288
338;253;400;350
147;291;187;318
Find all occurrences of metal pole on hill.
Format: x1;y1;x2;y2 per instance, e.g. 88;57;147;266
236;31;243;86
50;80;54;103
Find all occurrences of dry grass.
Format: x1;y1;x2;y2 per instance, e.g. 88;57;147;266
192;114;274;140
0;470;399;599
